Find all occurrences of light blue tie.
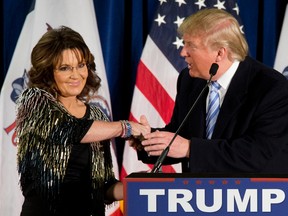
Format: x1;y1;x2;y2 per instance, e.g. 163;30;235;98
206;81;221;139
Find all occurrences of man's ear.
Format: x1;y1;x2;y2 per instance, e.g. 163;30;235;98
215;47;227;62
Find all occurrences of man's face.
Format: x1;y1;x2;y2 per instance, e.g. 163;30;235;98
180;33;218;80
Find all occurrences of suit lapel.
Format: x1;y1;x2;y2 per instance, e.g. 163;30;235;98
188;80;208;138
213;59;251;138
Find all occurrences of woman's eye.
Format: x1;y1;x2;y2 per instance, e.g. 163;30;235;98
78;63;86;68
59;66;71;71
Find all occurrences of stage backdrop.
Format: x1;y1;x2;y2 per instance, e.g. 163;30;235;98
2;0;288;179
2;0;288;215
2;0;287;125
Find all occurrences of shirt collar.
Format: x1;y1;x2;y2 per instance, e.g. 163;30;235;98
217;60;240;90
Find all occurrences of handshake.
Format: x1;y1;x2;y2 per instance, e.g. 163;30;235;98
129;133;146;151
127;115;190;160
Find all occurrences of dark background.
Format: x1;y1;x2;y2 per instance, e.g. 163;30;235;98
2;0;288;169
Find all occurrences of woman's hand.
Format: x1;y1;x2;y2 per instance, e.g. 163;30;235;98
128;115;151;150
105;181;123;201
130;115;151;137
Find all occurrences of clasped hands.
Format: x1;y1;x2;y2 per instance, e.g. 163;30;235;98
130;115;190;158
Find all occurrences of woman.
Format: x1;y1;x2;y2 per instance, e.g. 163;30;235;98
16;26;148;216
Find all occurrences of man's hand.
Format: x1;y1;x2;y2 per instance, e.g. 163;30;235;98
142;131;190;158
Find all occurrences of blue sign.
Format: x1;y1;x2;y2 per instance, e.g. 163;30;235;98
124;174;288;215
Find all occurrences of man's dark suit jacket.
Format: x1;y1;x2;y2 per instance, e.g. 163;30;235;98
138;56;288;174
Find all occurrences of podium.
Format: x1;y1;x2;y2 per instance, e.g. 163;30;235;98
123;173;288;216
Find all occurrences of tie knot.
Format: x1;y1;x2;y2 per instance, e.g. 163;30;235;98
211;81;221;90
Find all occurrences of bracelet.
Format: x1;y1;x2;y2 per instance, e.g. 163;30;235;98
125;121;132;137
120;120;132;138
120;120;126;137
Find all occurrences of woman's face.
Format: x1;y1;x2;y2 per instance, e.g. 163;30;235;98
53;49;88;99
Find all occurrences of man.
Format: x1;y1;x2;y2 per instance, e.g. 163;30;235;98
137;8;288;174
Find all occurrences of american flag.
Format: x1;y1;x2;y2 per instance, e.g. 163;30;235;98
121;0;243;178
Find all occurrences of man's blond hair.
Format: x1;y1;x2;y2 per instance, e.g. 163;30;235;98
178;8;248;61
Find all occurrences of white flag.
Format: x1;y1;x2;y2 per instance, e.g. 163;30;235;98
0;0;121;215
274;4;288;78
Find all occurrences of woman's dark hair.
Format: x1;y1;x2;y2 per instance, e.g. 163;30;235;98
28;26;101;102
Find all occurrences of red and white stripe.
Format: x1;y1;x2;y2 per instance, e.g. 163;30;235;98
121;35;182;179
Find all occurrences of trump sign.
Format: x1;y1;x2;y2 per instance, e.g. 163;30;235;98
124;173;288;215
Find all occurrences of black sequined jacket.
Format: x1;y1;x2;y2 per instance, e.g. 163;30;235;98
16;87;118;215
